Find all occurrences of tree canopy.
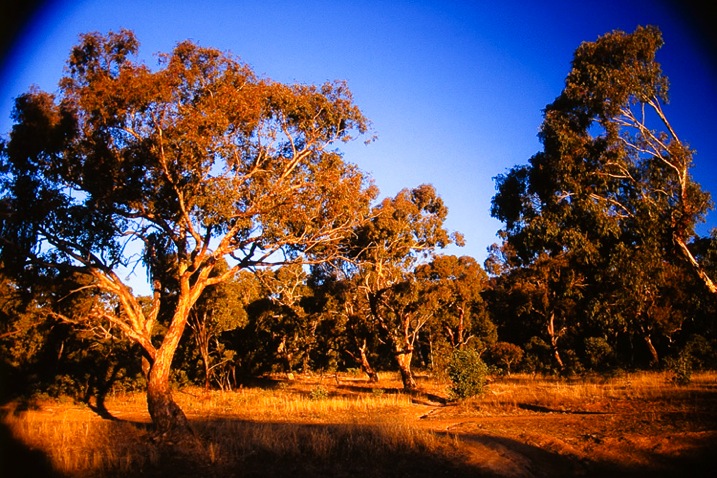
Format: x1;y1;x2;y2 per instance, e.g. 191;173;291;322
492;26;713;289
0;29;376;433
489;25;715;371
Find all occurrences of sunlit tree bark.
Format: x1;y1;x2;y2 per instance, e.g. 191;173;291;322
0;30;376;435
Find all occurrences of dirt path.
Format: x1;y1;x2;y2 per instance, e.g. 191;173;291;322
406;399;717;478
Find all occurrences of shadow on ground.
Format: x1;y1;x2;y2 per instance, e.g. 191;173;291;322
4;380;717;478
0;416;65;478
452;431;717;478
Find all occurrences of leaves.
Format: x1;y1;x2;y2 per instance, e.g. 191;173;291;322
489;26;715;370
0;30;377;419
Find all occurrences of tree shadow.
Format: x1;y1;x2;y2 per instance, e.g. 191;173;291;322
449;431;717;478
516;402;610;414
335;382;448;405
0;415;65;478
4;404;716;478
165;418;486;478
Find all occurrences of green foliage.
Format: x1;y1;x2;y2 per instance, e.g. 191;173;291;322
487;342;524;375
1;29;378;432
488;25;715;376
309;385;329;400
682;335;717;370
667;354;693;386
446;348;489;400
584;337;615;372
666;335;717;386
3;27;717;404
521;337;554;375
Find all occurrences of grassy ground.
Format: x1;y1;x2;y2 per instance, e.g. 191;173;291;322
2;371;716;477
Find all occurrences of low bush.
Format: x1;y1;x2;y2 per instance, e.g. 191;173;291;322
446;348;489;400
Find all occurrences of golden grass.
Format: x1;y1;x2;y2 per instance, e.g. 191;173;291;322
1;372;468;477
2;370;715;477
462;370;717;416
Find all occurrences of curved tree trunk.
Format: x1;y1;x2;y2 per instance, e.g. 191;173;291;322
644;334;660;367
145;293;195;437
147;352;190;436
359;343;379;383
345;341;379;383
675;237;717;297
547;312;565;370
395;348;417;391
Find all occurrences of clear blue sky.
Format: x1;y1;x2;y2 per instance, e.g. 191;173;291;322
1;0;716;266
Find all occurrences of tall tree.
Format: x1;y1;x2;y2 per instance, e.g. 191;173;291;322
491;26;714;369
352;184;463;390
494;26;713;291
0;30;376;434
560;26;714;295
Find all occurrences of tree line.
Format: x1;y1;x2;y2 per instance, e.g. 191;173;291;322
1;26;715;436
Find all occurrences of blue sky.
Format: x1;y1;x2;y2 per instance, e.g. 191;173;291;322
1;0;716;266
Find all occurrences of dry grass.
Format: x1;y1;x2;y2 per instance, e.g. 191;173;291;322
2;371;716;477
468;371;717;415
0;372;470;477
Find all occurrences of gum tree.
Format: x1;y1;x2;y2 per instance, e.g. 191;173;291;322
414;255;494;352
352;185;462;390
491;26;714;368
0;30;376;435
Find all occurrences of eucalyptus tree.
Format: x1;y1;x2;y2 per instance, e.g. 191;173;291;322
251;263;327;373
351;184;463;390
491;26;714;369
487;249;585;371
414;255;494;352
308;262;382;381
0;30;376;434
561;26;714;295
187;264;259;389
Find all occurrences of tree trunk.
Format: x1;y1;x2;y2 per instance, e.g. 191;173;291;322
675;236;717;297
395;349;417;391
396;352;416;390
547;312;565;370
457;305;465;348
190;310;213;390
644;334;660;367
145;293;195;437
147;350;190;436
359;341;379;383
203;356;212;390
346;339;379;382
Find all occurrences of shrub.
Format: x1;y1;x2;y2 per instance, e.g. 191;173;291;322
522;336;553;375
446;348;488;400
667;353;693;386
309;385;329;400
682;335;717;370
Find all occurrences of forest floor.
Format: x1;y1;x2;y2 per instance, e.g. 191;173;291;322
2;371;717;477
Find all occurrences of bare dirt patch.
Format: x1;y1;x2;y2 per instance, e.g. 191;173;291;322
410;373;717;477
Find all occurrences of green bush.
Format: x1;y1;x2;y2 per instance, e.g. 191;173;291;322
584;337;615;372
309;385;329;400
667;353;693;386
446;348;489;400
682;335;717;370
